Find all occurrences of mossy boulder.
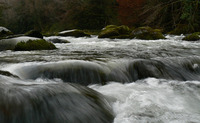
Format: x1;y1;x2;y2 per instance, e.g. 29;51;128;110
98;25;131;39
0;27;13;38
14;39;56;51
58;29;91;37
182;32;200;41
131;26;165;40
25;30;43;39
0;36;41;51
169;24;195;35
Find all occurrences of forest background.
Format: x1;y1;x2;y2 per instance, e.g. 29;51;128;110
0;0;199;34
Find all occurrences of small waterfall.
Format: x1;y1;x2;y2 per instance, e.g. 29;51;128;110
3;58;200;86
0;75;113;123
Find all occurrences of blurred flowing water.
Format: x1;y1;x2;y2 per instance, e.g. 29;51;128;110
0;35;200;123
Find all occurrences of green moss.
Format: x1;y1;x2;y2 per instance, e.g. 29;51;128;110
169;24;195;35
58;29;91;37
117;25;131;34
98;25;131;39
14;39;56;51
131;26;165;40
98;28;119;38
103;25;118;29
182;32;200;41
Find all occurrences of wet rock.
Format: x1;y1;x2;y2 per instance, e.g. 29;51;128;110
58;29;91;37
0;36;40;51
0;70;19;78
131;26;165;40
25;30;43;39
98;25;131;39
183;32;200;41
0;27;13;38
48;38;70;43
14;39;56;51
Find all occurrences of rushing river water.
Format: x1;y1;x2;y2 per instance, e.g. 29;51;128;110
0;35;200;123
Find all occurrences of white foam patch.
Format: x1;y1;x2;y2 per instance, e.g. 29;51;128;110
90;78;200;123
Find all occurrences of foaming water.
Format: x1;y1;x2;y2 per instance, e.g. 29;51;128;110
90;78;200;123
0;75;113;123
2;57;200;85
0;35;200;122
0;35;199;64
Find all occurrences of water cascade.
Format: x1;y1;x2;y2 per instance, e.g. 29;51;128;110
0;35;200;122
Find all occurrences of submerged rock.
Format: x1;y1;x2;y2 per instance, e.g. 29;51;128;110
48;38;70;43
183;32;200;41
14;39;56;51
25;30;43;39
0;27;13;38
58;29;91;37
0;70;19;78
0;77;114;123
131;26;165;40
98;25;131;39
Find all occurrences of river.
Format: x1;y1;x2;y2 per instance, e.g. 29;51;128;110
0;35;200;123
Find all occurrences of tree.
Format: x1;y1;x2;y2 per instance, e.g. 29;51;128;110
117;0;145;27
140;0;200;32
73;0;118;30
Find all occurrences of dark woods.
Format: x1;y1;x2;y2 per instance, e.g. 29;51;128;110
0;0;118;33
0;0;199;34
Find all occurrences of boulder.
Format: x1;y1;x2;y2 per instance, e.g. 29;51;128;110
0;27;13;38
58;29;90;37
25;30;43;39
182;32;200;41
98;25;131;39
48;38;70;43
0;36;40;51
131;26;165;40
14;39;57;51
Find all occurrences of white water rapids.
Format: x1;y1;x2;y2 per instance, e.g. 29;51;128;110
0;35;200;123
90;78;200;123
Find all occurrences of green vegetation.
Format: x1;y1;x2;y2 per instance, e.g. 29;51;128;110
182;32;200;41
131;27;165;40
0;0;199;35
169;24;192;35
0;0;118;33
141;0;200;33
14;39;56;51
98;25;131;39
